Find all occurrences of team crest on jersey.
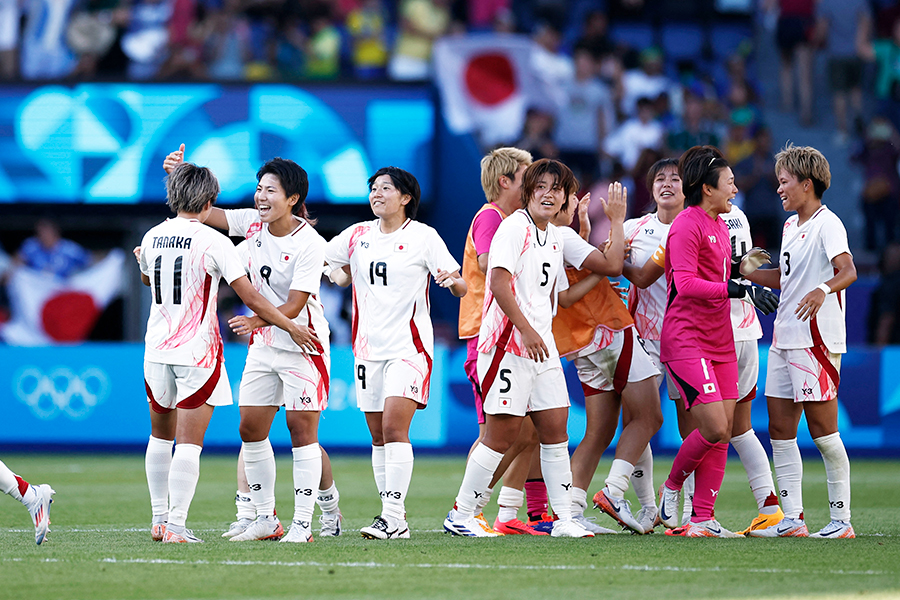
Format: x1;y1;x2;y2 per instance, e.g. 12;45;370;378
394;243;408;252
280;252;292;262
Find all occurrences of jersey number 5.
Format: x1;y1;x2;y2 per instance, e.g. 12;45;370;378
153;255;183;304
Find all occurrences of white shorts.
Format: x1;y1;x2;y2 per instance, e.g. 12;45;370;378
735;339;759;402
355;353;432;412
573;328;659;396
144;359;233;413
239;342;329;411
643;338;681;400
477;349;569;417
765;345;841;403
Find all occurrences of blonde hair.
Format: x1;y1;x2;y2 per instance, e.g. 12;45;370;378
774;143;831;199
480;147;533;203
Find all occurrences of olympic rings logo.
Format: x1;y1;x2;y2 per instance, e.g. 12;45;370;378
13;366;111;420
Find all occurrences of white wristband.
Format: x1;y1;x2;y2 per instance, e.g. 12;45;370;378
817;283;832;295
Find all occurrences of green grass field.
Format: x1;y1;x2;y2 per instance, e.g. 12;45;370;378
1;453;898;600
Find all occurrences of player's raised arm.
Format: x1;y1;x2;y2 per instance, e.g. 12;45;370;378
579;182;627;277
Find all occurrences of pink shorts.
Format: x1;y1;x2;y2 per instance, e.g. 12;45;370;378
664;357;739;410
465;337;486;425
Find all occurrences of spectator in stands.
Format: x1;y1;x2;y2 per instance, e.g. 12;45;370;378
468;0;510;31
574;9;613;62
554;46;614;190
15;220;91;279
770;0;815;126
869;242;900;345
0;0;21;79
814;0;872;144
66;0;130;80
733;126;781;251
864;19;900;133
852;115;900;253
620;47;676;119
20;0;78;80
121;0;174;80
514;107;559;161
156;0;205;80
203;0;252;80
304;6;341;79
388;0;452;81
346;0;389;79
723;106;757;166
665;88;721;157
531;21;574;112
719;54;762;113
604;96;663;173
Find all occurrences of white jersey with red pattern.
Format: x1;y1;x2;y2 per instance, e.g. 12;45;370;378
624;213;670;340
140;217;245;367
478;209;565;359
774;205;851;353
721;205;762;342
324;218;460;361
225;209;330;356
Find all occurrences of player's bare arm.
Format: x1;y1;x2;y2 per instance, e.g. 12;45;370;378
623;244;664;289
230;275;319;352
434;268;467;297
580;182;626;277
162;143;229;231
795;252;857;322
558;272;602;308
490;267;548;362
228;289;311;335
476;252;489;273
576;192;591;242
745;265;781;289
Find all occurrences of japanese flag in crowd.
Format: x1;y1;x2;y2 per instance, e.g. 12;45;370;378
1;249;125;345
433;34;542;146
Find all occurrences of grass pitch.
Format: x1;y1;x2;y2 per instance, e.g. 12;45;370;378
1;453;898;600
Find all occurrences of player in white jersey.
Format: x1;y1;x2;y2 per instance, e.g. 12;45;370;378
445;158;621;538
0;459;53;544
747;144;858;539
139;162;318;543
325;166;466;540
161;147;344;542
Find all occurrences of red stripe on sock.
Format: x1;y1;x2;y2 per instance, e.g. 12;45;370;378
15;475;29;497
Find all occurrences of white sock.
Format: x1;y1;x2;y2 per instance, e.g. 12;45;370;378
145;436;173;518
540;441;574;521
571;486;588;516
731;429;777;512
631;445;655;509
604;458;634;499
242;439;276;517
234;490;255;520
168;443;202;528
292;443;322;525
371;445;386;495
814;432;851;522
682;472;695;524
771;438;804;520
454;443;503;518
316;482;340;515
475;486;493;512
383;442;414;522
496;486;524;522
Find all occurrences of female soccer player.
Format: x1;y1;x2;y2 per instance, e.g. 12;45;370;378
0;459;53;544
140;162;318;543
653;146;777;537
444;158;619;539
325;166;466;540
162;147;343;543
746;144;858;539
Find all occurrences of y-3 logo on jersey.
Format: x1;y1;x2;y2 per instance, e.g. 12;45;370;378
359;240;369;248
644;228;654;235
708;235;717;243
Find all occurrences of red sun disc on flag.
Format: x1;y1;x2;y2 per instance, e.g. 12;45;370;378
464;53;516;106
41;291;100;342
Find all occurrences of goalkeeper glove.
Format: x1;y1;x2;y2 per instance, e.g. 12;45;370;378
727;281;779;315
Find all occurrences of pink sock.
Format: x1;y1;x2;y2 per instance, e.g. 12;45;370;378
691;442;728;522
665;429;716;491
524;479;548;519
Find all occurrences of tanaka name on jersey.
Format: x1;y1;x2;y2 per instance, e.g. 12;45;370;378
152;236;193;249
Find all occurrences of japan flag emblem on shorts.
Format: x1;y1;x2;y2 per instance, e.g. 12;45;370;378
703;383;716;394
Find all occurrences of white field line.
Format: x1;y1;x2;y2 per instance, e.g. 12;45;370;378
0;556;893;577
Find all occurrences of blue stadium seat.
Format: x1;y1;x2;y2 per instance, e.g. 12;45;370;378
609;22;655;51
660;22;706;63
709;22;754;60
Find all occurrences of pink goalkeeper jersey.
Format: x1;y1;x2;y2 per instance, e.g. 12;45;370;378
660;205;735;363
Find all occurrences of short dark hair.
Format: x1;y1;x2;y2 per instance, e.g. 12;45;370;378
256;158;312;221
368;166;421;220
521;158;577;209
679;146;728;208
